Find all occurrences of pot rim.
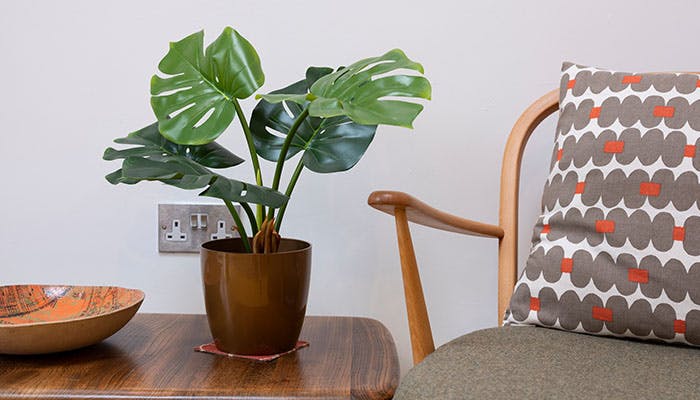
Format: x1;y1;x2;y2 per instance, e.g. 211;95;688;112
201;237;311;255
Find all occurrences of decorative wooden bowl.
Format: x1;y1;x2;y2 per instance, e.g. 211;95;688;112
0;285;144;355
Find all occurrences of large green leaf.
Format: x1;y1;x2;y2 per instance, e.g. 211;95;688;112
258;49;430;128
250;67;377;173
104;122;244;168
104;123;287;208
118;158;286;207
151;27;264;145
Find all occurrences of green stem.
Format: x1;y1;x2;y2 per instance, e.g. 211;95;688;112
273;118;329;231
224;200;251;253
232;99;264;228
239;202;258;236
274;157;305;232
271;108;309;191
268;107;310;220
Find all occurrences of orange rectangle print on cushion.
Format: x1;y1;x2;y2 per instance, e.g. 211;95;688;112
628;269;649;284
595;220;615;233
604;141;624;153
560;258;573;273
592;307;613;322
653;106;675;118
685;145;696;158
639;182;661;196
622;75;642;84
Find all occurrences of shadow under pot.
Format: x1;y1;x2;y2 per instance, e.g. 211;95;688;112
201;238;311;355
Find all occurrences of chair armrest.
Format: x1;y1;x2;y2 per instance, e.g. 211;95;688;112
368;190;504;239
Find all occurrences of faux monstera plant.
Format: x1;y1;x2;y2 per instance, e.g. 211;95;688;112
104;27;431;253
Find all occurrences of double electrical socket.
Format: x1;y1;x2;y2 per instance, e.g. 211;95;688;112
158;203;240;253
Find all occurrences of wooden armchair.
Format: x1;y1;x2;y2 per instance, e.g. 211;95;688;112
368;89;558;365
368;88;700;399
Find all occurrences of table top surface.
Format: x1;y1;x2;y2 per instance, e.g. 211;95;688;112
0;313;399;400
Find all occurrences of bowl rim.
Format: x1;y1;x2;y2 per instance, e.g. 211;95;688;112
0;284;145;329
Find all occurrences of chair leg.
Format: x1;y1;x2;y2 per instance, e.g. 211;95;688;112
394;207;435;365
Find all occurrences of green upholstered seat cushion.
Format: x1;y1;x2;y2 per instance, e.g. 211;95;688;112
394;326;700;399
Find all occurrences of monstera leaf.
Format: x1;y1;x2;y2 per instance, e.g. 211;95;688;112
104;122;244;168
104;123;287;207
250;67;377;173
150;27;264;145
258;49;430;128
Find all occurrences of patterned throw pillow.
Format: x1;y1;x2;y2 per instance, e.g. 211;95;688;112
506;63;700;345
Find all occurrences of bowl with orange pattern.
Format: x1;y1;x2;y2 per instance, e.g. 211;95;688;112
0;285;144;354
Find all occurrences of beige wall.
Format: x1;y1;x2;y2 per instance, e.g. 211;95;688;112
2;0;699;372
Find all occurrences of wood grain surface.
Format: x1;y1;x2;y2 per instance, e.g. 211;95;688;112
0;314;399;400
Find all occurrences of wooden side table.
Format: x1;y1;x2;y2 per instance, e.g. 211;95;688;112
0;314;399;399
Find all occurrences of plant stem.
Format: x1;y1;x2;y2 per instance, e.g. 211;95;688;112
273;118;329;231
271;108;309;191
224;199;251;253
239;202;258;236
232;99;264;228
274;157;305;232
268;107;310;219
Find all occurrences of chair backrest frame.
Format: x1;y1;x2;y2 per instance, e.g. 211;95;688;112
497;89;559;324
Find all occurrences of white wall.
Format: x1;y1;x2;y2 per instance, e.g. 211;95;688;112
2;0;700;373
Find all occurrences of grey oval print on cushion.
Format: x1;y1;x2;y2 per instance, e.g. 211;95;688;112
506;63;700;346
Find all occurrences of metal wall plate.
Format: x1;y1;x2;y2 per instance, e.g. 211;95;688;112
158;203;240;253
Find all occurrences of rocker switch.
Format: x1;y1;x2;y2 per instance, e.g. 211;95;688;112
190;213;208;230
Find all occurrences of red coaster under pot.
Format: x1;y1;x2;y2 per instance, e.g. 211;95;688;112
195;341;309;362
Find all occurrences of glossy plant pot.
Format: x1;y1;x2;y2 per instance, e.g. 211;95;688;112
201;238;311;355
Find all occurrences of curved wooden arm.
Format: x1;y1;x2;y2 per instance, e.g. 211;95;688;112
368;190;502;365
368;191;504;238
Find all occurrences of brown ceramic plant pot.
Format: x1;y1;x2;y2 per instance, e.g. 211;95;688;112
201;238;311;355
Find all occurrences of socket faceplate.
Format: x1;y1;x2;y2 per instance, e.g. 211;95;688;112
158;203;240;253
